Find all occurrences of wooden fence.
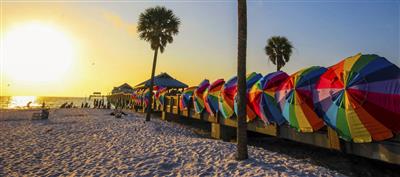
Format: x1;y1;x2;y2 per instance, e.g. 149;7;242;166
109;94;400;165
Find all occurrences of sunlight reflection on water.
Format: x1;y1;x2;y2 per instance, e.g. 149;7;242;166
0;96;86;109
9;96;41;108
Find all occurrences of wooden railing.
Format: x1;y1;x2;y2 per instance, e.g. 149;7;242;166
109;94;400;165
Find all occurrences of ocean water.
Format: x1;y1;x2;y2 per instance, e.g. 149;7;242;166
0;96;93;109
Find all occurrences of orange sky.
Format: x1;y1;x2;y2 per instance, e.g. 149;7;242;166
1;2;197;96
1;1;398;97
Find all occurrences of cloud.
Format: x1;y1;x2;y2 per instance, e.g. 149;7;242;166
102;11;136;38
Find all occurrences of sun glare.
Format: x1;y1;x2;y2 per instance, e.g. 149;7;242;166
2;22;75;82
9;96;39;108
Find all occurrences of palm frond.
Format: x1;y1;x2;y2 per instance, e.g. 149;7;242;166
264;36;293;70
137;6;180;53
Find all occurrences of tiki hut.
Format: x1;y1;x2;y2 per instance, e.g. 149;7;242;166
134;72;188;91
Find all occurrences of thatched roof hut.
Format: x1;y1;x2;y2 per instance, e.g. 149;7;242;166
134;72;188;89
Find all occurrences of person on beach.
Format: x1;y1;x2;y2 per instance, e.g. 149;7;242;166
26;101;32;108
41;108;49;119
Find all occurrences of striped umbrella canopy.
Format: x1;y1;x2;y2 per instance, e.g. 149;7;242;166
179;86;197;110
138;90;144;105
131;93;137;104
219;76;237;118
155;87;168;106
204;79;225;116
249;71;289;125
276;66;327;132
136;90;141;105
143;86;158;108
314;53;399;142
193;79;210;113
143;88;151;108
234;72;263;122
135;89;144;105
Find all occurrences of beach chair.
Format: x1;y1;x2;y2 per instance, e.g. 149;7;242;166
115;112;122;118
111;108;127;118
31;109;49;120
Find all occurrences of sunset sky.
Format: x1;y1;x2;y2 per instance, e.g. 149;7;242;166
1;1;399;97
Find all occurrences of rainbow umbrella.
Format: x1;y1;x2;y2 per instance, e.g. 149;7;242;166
155;87;168;106
276;66;327;132
142;88;151;108
314;53;399;142
134;89;143;105
179;86;197;110
249;71;289;125
137;90;144;105
193;80;210;113
219;76;237;118
204;79;225;116
143;86;158;108
234;72;263;122
131;93;137;104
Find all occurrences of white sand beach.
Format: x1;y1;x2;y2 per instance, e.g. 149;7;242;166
0;109;344;176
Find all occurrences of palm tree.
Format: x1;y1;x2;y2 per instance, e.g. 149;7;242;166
137;6;180;121
236;0;248;160
264;36;293;71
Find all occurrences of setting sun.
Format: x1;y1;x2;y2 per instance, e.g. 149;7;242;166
2;22;75;82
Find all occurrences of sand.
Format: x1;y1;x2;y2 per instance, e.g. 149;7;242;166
0;108;344;176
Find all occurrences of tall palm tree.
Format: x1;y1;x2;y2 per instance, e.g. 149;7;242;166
137;6;180;121
236;0;248;160
264;36;293;71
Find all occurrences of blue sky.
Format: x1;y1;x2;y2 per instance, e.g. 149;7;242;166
100;1;399;78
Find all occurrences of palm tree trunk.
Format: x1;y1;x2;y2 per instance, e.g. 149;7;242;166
145;47;159;121
276;60;280;71
236;0;248;160
277;56;282;71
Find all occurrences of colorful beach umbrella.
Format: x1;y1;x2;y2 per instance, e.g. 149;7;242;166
276;66;327;132
137;90;144;105
155;87;168;106
143;86;158;108
249;71;289;125
314;53;400;142
131;93;137;104
193;80;210;113
234;72;263;122
204;79;225;116
219;76;237;118
142;88;151;108
134;89;144;105
179;86;197;110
